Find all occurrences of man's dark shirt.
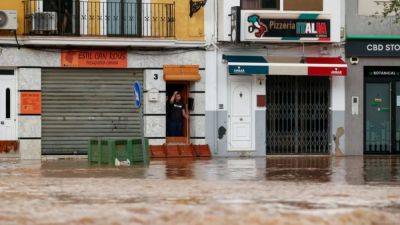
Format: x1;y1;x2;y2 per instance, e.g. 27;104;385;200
169;102;185;123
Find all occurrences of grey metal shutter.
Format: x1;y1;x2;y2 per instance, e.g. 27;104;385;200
42;69;143;155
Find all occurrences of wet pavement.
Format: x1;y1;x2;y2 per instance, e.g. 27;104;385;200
0;156;400;224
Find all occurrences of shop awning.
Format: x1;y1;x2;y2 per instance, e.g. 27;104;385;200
163;65;201;81
223;55;347;76
223;55;269;75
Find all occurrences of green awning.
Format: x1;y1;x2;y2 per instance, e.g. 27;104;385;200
346;34;400;40
223;55;269;75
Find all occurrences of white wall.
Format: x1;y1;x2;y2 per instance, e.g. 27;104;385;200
204;0;217;44
217;0;240;42
331;76;346;111
205;50;218;111
324;0;342;42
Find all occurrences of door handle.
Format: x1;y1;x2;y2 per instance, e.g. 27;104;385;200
0;121;4;125
240;118;243;121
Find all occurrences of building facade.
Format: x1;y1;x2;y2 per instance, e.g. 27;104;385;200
0;0;207;159
205;0;347;156
345;0;400;155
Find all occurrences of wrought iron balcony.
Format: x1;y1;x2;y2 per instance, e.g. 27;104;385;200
23;0;175;38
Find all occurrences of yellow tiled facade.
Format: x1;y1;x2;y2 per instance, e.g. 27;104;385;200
153;0;204;41
0;1;24;35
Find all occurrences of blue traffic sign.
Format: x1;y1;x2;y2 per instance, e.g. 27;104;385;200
133;81;142;108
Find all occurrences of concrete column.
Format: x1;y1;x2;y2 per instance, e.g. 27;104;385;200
143;69;166;146
205;49;218;154
331;76;346;156
17;68;42;160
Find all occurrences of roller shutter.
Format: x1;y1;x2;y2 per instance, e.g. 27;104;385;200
42;69;143;155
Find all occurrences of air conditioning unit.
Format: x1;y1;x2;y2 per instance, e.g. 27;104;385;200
0;10;18;30
31;12;57;32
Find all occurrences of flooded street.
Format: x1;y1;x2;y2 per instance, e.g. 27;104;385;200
0;156;400;225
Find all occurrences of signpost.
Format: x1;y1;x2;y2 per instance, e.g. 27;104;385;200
133;81;142;108
133;81;148;164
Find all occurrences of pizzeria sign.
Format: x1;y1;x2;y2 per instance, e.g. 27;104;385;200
240;11;331;42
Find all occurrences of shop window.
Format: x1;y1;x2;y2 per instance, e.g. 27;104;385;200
6;88;10;119
284;0;323;11
241;0;322;11
241;0;280;10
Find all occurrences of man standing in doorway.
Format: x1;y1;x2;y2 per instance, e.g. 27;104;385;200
168;91;189;136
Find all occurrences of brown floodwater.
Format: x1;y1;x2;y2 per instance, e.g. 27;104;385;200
27;156;400;184
0;156;399;225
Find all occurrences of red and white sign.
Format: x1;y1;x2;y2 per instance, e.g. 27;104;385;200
308;66;347;76
306;57;347;76
20;92;41;115
61;50;128;68
265;57;347;76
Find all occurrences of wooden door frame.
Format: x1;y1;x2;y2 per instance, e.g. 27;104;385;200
166;81;190;144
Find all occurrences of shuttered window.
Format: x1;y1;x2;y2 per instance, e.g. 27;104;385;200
241;0;323;11
241;0;280;9
284;0;323;11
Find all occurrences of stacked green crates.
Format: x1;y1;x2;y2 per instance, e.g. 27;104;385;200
88;138;149;166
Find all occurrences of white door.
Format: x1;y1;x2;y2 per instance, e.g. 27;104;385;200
229;79;253;151
0;75;17;140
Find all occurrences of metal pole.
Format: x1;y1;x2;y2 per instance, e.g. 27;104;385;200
139;86;148;165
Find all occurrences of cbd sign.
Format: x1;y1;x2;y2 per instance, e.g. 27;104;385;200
346;40;400;57
367;44;400;52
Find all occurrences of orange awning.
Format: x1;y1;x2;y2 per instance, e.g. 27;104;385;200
163;65;201;81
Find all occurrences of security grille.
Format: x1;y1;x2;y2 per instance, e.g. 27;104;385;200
266;76;330;154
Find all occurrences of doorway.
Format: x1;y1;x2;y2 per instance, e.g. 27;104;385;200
265;76;330;154
43;0;74;35
166;83;190;144
228;78;253;151
0;72;17;141
364;67;400;154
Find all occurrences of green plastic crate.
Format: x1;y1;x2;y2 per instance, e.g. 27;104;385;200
88;139;113;165
131;139;149;163
88;138;149;166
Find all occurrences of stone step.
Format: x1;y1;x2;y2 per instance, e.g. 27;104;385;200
150;144;211;158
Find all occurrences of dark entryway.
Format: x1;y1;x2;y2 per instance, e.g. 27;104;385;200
166;83;190;144
364;66;400;154
265;76;330;154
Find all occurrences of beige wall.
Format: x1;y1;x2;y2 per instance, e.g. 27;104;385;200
358;0;391;16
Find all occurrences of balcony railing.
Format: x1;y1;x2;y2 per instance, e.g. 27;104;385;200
23;0;175;38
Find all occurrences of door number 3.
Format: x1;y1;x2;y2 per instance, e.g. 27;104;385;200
154;74;159;80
